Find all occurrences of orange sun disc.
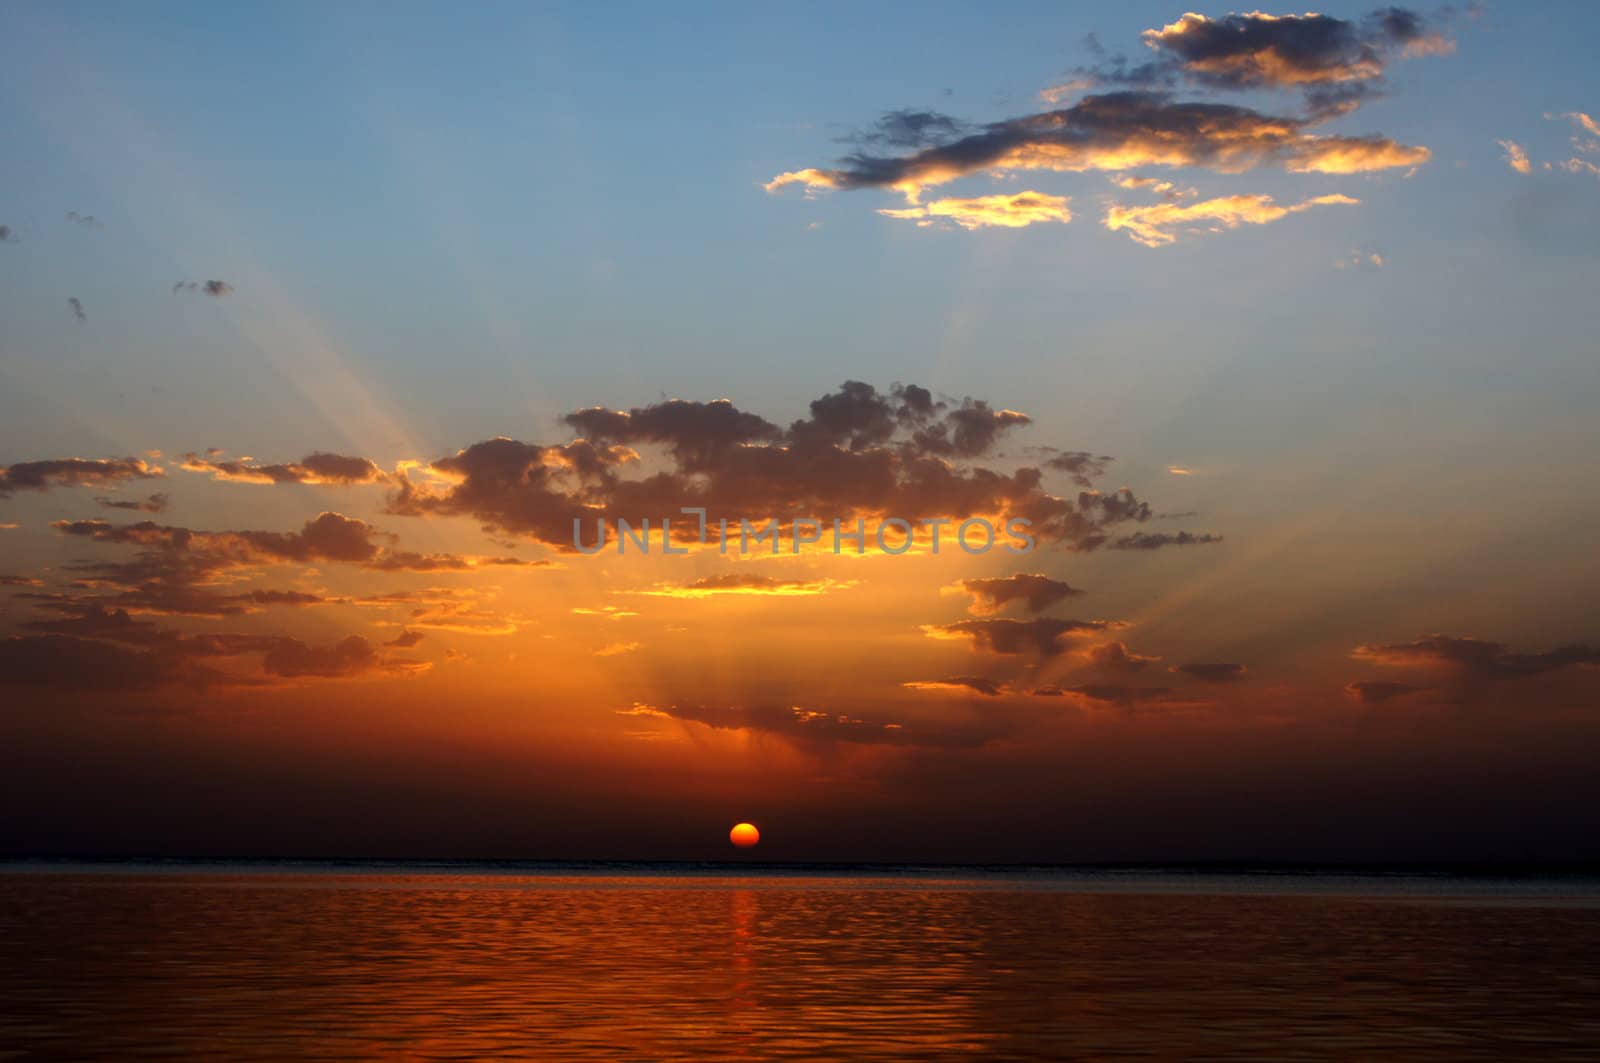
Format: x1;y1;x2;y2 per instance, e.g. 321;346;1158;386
729;822;760;848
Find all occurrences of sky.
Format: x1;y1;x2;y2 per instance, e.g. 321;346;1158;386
2;2;1599;863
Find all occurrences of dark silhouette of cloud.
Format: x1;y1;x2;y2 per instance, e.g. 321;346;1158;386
1175;661;1247;683
1353;635;1600;680
930;617;1116;657
172;280;234;297
1087;641;1160;672
0;457;163;498
956;573;1082;615
1111;531;1223;550
181;452;388;486
390;382;1210;553
95;493;169;514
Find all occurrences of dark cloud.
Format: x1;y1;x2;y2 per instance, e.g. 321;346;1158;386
0;225;16;243
65;211;102;228
1175;662;1247;683
261;635;421;679
1345;680;1428;704
384;629;425;649
181;452;388;486
391;382;1172;553
1111;530;1222;550
1353;635;1600;681
0;457;163;498
768;90;1431;205
172;280;234;297
1054;9;1449;121
95;493;169;514
841;109;971;149
1040;450;1113;488
68;297;86;322
957;574;1082;615
1139;9;1445;92
0;634;217;691
228;589;327;608
931;617;1115;658
1087;641;1160;673
45;512;535;617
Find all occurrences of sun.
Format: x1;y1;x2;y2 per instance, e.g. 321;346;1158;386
729;822;760;848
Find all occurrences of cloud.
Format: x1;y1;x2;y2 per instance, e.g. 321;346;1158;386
1110;531;1222;550
68;297;86;322
0;457;164;498
1352;635;1600;680
262;635;423;679
65;211;102;228
0;634;227;691
927;617;1116;657
768;92;1428;207
1499;139;1532;175
172;280;234;297
1104;192;1358;248
181;451;388;486
0;226;16;243
95;493;169;514
630;574;851;598
626;701;997;749
1086;641;1160;673
954;573;1082;615
383;629;425;648
1038;449;1113;488
46;512;541;617
1175;661;1247;683
902;676;1008;697
594;642;640;657
1335;249;1386;271
1345;680;1427;704
879;191;1073;230
841;109;970;149
1110;174;1194;200
388;382;1190;553
1138;9;1448;92
1046;683;1183;707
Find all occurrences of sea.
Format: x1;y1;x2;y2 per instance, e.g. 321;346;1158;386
2;862;1597;1060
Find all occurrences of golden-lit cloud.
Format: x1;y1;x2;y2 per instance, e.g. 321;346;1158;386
878;191;1072;230
628;574;855;598
1104;192;1358;248
901;676;1009;697
926;617;1119;658
181;451;388;486
1499;139;1532;175
594;641;640;657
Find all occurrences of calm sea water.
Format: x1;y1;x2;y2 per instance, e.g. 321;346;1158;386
2;866;1598;1060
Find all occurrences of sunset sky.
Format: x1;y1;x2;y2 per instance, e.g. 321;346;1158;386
3;2;1599;863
